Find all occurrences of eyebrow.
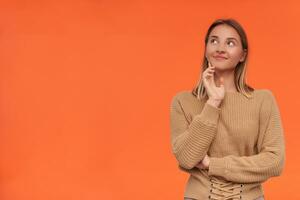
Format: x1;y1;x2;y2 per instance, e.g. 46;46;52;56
210;35;239;42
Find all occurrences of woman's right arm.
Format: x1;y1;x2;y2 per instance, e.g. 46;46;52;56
170;96;221;169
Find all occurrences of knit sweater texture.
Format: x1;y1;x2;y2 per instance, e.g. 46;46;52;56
169;89;285;200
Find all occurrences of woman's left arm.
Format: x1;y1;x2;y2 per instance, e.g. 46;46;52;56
207;90;286;183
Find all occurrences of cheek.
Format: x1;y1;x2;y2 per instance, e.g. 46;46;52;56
205;45;214;56
228;49;243;60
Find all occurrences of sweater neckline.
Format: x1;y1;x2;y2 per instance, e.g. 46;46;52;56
226;91;240;94
225;91;242;96
223;92;242;102
191;89;256;102
223;90;255;100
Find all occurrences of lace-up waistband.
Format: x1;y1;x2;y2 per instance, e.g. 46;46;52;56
208;177;244;200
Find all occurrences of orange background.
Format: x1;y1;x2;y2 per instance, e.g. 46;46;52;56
0;0;299;199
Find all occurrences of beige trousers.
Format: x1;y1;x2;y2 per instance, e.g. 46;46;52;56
184;196;264;200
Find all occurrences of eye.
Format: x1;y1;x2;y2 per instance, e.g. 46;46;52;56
210;39;218;44
227;41;235;46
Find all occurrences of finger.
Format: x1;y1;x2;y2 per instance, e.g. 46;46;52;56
197;163;205;169
205;72;213;78
204;69;214;75
208;61;213;69
208;61;215;69
207;71;214;76
208;68;215;73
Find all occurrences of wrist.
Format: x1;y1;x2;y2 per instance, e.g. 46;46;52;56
207;98;221;108
207;156;210;169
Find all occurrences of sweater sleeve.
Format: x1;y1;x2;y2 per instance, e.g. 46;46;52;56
170;95;221;169
208;90;285;183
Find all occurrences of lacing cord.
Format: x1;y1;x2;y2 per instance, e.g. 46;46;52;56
208;177;244;200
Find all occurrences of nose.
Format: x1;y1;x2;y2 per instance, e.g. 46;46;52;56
216;43;226;53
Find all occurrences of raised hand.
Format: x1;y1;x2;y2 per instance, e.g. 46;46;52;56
202;61;225;101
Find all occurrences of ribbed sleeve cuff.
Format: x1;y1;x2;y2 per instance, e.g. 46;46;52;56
208;157;228;177
195;102;221;126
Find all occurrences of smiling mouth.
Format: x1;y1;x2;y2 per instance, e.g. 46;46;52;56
213;56;228;60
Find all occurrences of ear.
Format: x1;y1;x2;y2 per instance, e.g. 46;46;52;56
239;49;247;62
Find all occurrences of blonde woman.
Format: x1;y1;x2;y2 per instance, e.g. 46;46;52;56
170;18;285;200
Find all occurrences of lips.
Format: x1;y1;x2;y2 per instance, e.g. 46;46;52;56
213;55;227;59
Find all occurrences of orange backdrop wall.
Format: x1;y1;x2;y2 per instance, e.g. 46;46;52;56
0;0;299;199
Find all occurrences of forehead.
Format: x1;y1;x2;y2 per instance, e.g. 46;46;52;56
209;24;240;40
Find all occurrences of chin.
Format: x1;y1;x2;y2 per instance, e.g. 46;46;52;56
215;65;234;71
213;63;228;68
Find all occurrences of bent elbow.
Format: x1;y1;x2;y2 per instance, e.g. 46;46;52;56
179;161;195;170
276;156;285;176
273;163;284;177
171;144;195;170
173;152;196;170
272;152;285;177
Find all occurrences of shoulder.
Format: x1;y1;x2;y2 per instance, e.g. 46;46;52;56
255;89;280;117
255;89;277;102
171;90;193;101
253;88;272;96
170;90;205;115
252;89;277;102
170;90;203;105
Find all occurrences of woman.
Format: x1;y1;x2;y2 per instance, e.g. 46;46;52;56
169;18;285;200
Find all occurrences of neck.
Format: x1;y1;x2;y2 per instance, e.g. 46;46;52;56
214;69;237;92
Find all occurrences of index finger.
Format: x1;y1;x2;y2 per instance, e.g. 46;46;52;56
208;61;213;68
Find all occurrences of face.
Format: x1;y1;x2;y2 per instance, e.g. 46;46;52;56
205;24;246;71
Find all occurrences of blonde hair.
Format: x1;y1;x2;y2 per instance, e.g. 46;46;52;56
192;18;254;100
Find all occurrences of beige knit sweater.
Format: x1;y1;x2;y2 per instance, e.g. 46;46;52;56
169;89;285;200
